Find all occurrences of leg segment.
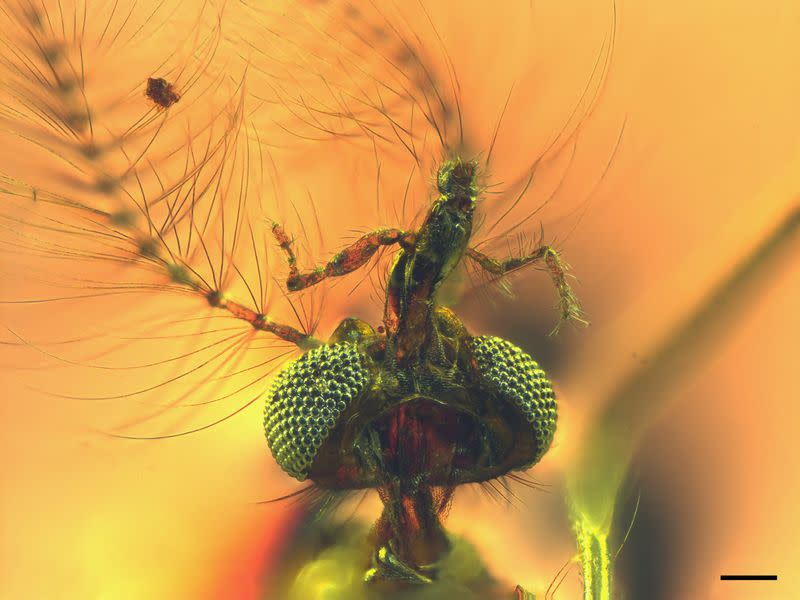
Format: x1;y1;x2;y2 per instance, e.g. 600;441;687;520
466;246;586;335
206;291;321;349
272;224;412;291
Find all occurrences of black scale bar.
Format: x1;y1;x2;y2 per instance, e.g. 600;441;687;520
720;575;777;581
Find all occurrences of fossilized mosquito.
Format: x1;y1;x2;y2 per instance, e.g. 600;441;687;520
261;156;582;588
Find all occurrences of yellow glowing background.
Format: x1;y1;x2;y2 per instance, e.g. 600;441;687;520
1;1;799;599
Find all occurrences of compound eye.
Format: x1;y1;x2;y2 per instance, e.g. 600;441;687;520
470;335;558;467
263;342;371;480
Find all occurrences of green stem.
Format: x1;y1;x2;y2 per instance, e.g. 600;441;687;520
568;203;800;599
575;520;611;600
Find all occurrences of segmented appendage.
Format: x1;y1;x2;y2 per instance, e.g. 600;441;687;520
470;335;557;466
264;342;371;480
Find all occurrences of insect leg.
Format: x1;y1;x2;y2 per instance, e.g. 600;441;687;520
205;292;320;350
466;246;587;335
272;224;413;291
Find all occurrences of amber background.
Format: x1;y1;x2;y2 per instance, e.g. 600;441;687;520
2;1;799;599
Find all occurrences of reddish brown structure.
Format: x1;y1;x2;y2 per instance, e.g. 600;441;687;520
146;77;180;108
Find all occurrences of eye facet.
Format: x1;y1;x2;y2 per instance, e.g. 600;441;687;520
263;342;371;480
470;335;557;467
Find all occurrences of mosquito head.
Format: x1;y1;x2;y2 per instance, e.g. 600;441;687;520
436;158;478;213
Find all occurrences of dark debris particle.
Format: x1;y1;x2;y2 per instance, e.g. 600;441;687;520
146;77;180;108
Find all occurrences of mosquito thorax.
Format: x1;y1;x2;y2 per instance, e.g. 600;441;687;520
380;159;479;365
426;158;478;271
436;158;478;213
